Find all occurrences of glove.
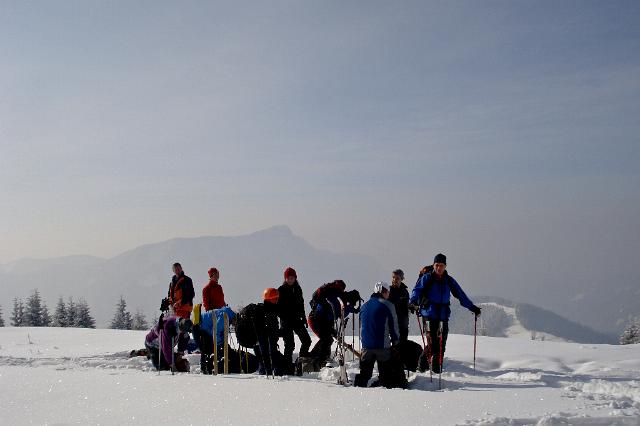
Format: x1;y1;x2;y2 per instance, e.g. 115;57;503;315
471;305;481;316
408;303;417;314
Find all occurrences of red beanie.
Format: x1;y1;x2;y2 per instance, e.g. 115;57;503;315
208;267;219;278
284;267;297;279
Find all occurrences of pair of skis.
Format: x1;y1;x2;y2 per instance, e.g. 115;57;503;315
334;298;362;385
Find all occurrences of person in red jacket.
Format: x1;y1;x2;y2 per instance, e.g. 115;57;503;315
202;267;226;311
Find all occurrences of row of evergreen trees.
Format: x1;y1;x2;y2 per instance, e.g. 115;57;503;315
8;290;95;328
1;291;149;331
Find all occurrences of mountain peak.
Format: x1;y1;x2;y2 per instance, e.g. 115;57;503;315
252;225;294;237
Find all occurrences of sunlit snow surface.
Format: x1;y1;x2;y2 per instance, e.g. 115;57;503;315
1;327;639;425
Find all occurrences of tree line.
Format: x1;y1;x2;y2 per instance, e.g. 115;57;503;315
0;291;149;331
0;291;638;343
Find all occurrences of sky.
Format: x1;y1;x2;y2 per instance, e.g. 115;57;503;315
1;1;639;300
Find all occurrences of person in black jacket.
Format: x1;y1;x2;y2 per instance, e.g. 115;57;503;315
278;267;312;373
254;288;285;376
389;269;410;343
166;262;195;319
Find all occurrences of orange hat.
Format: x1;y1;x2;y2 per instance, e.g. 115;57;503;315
263;287;279;302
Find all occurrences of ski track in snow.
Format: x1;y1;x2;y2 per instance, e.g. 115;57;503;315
1;328;639;425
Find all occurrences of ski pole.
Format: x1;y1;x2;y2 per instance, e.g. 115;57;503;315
426;321;432;383
351;312;355;362
473;314;478;372
267;335;275;379
223;313;229;374
438;322;443;390
171;336;175;375
416;313;427;349
157;325;162;375
416;313;432;381
358;312;362;353
213;312;218;375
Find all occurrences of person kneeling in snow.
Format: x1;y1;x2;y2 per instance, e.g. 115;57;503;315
144;315;192;372
192;304;258;374
354;282;407;389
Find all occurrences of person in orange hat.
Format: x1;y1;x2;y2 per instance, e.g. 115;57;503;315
277;267;312;373
254;287;284;376
202;267;226;311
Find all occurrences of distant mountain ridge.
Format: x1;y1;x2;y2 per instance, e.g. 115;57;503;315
446;297;616;344
0;226;625;343
0;226;386;327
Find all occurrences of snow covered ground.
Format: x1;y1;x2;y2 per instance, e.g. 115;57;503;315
1;327;639;425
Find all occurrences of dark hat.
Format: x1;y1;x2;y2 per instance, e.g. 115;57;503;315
284;267;297;279
208;267;219;278
433;253;447;265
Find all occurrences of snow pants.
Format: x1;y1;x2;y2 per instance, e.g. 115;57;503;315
281;320;312;364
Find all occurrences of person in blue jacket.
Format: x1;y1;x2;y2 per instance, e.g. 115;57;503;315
192;305;236;374
354;282;406;388
410;253;481;373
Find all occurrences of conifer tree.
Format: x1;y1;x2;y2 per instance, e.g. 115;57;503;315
110;296;132;330
75;299;96;329
620;317;640;345
66;297;77;328
131;309;148;331
52;297;67;327
11;298;24;327
25;289;43;326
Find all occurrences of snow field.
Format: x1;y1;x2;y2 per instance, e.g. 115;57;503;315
1;327;639;425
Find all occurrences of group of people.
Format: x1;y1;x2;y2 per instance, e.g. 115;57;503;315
142;253;482;388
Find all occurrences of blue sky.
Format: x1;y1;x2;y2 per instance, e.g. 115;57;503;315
1;1;639;301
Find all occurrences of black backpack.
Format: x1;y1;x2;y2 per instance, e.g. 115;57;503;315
235;303;266;348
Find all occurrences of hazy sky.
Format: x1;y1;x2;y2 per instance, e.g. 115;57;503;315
1;1;639;298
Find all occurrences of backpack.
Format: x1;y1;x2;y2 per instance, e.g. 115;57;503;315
235;303;266;348
310;280;347;311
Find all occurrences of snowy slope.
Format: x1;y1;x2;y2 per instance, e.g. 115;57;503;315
481;302;565;342
1;327;639;425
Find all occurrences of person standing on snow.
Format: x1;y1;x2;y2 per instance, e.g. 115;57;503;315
354;282;406;388
389;269;410;343
167;262;195;319
409;253;481;373
202;267;226;311
277;267;312;373
254;287;285;376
